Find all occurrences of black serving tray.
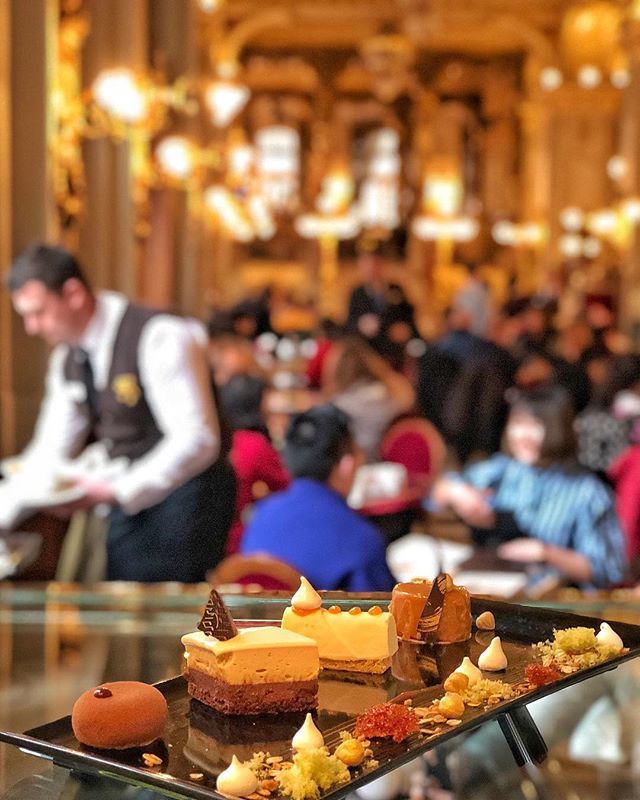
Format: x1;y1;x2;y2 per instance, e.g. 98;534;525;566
3;598;640;800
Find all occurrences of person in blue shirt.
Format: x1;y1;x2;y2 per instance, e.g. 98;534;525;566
240;403;396;591
430;385;628;589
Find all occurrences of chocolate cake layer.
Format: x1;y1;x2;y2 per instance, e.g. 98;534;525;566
185;669;318;715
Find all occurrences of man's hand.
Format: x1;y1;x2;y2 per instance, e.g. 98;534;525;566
497;537;547;564
47;479;116;518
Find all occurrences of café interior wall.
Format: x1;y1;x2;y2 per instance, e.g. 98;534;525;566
0;0;637;454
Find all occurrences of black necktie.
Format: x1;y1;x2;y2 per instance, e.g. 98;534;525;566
74;348;99;428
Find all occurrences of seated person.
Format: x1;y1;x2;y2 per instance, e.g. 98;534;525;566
240;404;396;591
218;374;290;554
576;354;640;476
323;336;415;461
608;444;640;563
430;386;627;589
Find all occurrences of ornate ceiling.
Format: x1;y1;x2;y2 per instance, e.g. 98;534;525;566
213;0;575;54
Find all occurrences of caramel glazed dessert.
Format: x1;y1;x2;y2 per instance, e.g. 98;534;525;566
182;590;320;715
281;578;398;674
390;575;472;644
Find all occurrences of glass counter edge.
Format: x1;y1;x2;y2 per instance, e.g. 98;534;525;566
2;582;640;617
0;582;392;612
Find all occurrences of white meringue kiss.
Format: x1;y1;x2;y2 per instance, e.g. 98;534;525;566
216;755;259;797
453;656;482;686
292;712;325;751
478;636;508;671
291;576;322;611
596;622;624;651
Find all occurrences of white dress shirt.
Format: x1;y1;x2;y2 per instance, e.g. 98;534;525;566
19;291;220;515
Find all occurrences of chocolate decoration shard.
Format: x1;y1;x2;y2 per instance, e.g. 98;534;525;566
197;590;238;640
417;573;449;643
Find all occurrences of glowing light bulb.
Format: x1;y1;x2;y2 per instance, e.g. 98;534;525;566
577;64;602;89
559;234;583;259
92;68;148;124
155;136;195;180
621;197;640;223
607;155;628;182
560;207;584;232
582;237;602;259
611;68;630;89
539;67;563;92
205;81;250;127
492;221;517;246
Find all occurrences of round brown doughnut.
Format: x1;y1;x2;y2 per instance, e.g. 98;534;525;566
71;681;168;749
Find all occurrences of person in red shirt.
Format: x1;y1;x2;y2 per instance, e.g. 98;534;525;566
608;445;640;562
218;374;289;553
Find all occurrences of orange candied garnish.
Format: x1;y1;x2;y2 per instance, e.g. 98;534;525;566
292;607;318;616
368;606;383;616
354;703;419;743
328;606;342;614
349;607;362;615
525;663;562;687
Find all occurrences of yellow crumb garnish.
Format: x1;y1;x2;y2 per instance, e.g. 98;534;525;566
462;679;516;706
276;749;349;800
534;626;623;673
552;627;597;654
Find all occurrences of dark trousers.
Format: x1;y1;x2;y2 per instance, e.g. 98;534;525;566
106;459;236;582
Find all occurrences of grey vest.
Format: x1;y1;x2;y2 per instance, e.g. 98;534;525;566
63;304;163;461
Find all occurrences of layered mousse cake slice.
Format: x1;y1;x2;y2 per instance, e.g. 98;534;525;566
182;589;320;715
182;626;319;714
281;578;398;674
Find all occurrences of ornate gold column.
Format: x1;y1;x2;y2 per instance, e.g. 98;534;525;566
1;0;58;454
518;58;553;294
520;55;619;295
481;68;519;219
0;0;12;457
144;0;198;312
79;0;149;297
618;14;640;337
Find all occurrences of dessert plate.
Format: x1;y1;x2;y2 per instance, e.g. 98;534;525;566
2;598;640;800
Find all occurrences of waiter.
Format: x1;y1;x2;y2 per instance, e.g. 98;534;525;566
6;243;235;582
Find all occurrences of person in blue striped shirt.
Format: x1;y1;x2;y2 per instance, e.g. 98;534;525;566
430;385;628;588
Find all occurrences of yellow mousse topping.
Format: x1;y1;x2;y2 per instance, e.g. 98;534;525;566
181;626;319;685
282;586;398;663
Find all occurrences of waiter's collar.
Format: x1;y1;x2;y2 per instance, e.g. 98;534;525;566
76;291;125;355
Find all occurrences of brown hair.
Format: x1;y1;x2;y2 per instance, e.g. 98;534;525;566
331;337;379;393
506;385;577;467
